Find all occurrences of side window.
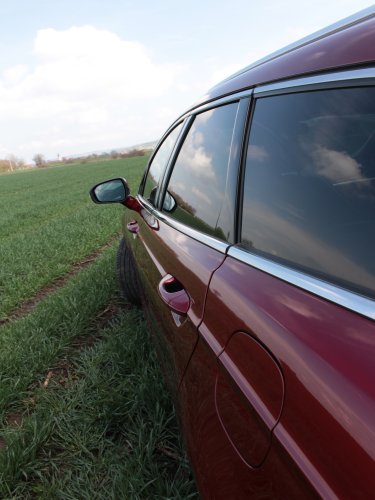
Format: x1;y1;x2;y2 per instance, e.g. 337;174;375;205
163;103;238;241
241;87;375;298
142;122;183;206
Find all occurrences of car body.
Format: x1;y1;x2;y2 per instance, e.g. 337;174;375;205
90;7;375;498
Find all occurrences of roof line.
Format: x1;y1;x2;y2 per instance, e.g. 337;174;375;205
212;5;375;88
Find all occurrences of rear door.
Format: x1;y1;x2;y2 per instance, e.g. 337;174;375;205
179;81;375;498
126;99;248;400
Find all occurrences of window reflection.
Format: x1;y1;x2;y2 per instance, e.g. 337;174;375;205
242;88;375;298
164;103;238;241
143;122;183;205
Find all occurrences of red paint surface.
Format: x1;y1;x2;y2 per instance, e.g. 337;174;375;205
191;254;375;498
180;337;318;499
216;331;284;467
125;204;226;395
122;195;142;212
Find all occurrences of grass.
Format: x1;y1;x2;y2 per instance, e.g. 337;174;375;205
0;158;198;498
0;158;146;320
0;301;196;498
0;244;118;421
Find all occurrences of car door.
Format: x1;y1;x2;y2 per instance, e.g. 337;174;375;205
125;99;248;402
179;83;375;498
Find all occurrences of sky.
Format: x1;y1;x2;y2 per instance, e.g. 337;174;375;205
0;0;373;163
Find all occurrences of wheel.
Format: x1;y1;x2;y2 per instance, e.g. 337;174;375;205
116;238;142;306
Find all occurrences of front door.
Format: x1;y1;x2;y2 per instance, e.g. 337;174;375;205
128;100;245;401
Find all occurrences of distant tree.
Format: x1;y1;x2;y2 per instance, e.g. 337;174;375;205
0;160;9;172
119;149;148;159
110;150;119;159
33;153;46;168
0;155;25;172
7;154;25;170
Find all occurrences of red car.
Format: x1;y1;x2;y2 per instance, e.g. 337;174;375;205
91;8;375;498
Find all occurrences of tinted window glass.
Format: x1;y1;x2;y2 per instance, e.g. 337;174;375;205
142;123;183;205
242;87;375;298
163;103;238;241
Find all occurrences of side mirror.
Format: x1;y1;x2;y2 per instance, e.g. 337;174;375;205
90;178;130;204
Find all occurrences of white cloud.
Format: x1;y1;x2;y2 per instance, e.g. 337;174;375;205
30;26;178;99
180;131;215;180
312;145;363;183
2;64;29;86
247;145;269;162
0;26;184;161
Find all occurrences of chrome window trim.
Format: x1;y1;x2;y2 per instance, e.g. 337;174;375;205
254;68;375;97
138;195;155;214
179;68;375;122
146;202;229;254
228;247;375;320
165;90;253;129
187;89;253;115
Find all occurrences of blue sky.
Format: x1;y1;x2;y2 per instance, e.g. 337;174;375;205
0;0;373;163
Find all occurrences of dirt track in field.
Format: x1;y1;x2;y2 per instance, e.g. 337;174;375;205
0;235;120;327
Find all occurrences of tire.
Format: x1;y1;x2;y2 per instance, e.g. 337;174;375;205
116;238;142;306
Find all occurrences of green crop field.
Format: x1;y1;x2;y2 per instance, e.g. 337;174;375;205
0;159;197;498
0;158;145;320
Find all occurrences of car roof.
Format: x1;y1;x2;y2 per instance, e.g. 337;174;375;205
195;6;375;107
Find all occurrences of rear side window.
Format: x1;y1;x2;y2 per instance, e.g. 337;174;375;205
163;103;238;241
142;122;183;206
241;87;375;299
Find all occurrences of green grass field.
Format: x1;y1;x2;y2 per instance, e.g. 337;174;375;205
0;158;145;320
0;159;197;498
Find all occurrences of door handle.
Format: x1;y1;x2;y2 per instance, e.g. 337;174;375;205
127;220;139;234
158;274;190;315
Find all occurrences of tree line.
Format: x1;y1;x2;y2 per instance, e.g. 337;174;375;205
0;149;152;173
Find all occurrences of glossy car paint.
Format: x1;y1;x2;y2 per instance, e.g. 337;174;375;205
216;332;284;467
123;201;227;399
185;254;375;498
179;336;318;499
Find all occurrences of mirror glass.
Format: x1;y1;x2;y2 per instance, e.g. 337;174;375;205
94;179;127;203
163;191;177;212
